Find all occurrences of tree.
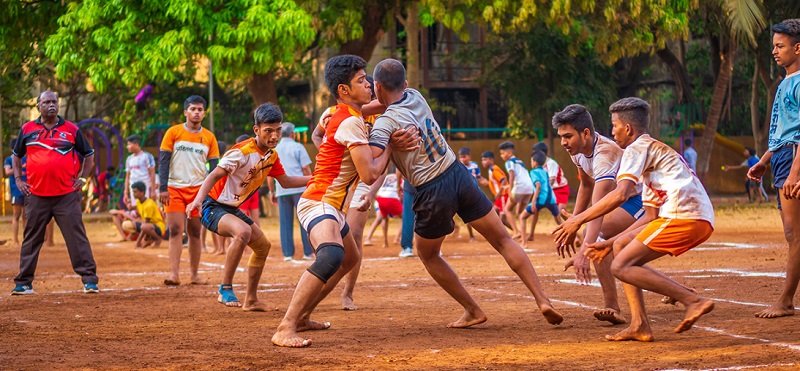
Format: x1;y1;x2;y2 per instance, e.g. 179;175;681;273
45;0;316;107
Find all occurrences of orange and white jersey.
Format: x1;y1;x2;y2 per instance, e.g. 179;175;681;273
543;157;569;188
570;134;642;193
302;103;370;212
160;124;220;188
487;164;508;197
617;134;714;225
209;138;285;207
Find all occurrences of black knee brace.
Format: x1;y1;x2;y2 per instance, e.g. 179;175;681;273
307;242;345;283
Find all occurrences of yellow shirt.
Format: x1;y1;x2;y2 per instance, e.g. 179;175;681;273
137;198;166;233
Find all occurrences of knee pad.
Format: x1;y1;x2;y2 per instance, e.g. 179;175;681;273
307;242;345;283
247;234;272;268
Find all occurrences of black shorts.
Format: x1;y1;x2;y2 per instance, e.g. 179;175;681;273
413;161;494;239
200;196;253;234
134;222;163;237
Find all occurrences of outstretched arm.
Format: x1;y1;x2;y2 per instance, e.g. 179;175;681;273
274;174;311;189
553;179;637;247
185;167;228;218
350;145;393;185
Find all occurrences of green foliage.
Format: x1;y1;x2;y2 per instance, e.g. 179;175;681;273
45;0;316;95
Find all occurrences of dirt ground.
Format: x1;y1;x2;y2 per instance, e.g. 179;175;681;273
0;202;798;370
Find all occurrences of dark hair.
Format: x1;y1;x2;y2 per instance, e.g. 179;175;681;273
373;59;406;93
498;141;515;151
745;146;756;156
324;55;368;99
253;103;283;125
107;166;115;172
236;134;251;143
481;151;495;159
552;104;595;134
531;150;546;167
184;95;207;110
609;97;650;130
366;75;376;99
684;139;693;147
772;19;800;45
458;147;471;155
10;138;17;149
532;142;549;156
217;141;227;154
131;181;147;193
126;134;141;144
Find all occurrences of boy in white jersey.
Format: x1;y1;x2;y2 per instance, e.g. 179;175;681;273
552;104;645;325
370;58;563;329
455;147;478;242
187;103;310;311
554;97;715;341
748;19;800;319
123;134;156;208
498;141;533;241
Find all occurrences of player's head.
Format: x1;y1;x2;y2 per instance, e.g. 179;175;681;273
107;166;115;173
366;75;377;100
253;103;283;149
126;134;141;152
37;90;59;119
498;141;515;160
218;141;227;154
531;149;546;169
481;150;495;167
183;95;207;125
532;142;548;156
373;58;408;105
9;138;17;151
131;181;147;200
684;138;693;147
772;19;800;69
552;104;595;156
458;147;472;164
609;97;650;148
324;55;371;105
281;122;296;138
744;146;756;157
236;134;251;143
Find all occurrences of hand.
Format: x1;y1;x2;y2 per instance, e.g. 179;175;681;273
150;189;157;199
270;193;278;205
784;172;800;200
159;192;170;206
564;253;592;284
389;127;421;152
552;210;582;258
584;240;613;264
123;194;130;206
72;177;86;190
185;200;201;219
747;162;766;182
321;111;333;127
397;187;404;202
15;178;31;196
355;195;371;212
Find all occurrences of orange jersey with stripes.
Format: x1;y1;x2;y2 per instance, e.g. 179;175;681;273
487;164;508;197
302;103;370;211
208;138;285;207
160;124;220;188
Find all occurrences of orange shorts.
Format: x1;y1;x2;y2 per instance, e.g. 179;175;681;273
165;186;201;216
635;218;713;256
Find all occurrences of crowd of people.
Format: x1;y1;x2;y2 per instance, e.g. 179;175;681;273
5;18;800;349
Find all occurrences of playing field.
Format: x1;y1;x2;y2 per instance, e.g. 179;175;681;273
0;202;797;370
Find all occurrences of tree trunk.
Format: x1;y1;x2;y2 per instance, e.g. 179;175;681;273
247;71;278;106
399;2;421;90
338;2;391;61
754;56;781;156
656;47;693;103
697;39;735;180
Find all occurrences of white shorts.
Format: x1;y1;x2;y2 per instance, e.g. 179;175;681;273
348;181;372;209
297;198;350;237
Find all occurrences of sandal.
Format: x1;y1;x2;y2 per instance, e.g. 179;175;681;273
217;284;241;307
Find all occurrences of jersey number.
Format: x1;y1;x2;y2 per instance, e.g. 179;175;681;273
421;118;447;163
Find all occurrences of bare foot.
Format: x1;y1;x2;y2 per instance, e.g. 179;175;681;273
675;299;714;333
541;305;564;325
755;304;795;319
190;276;208;285
297;319;331;332
363;240;374;246
217;294;242;307
469;237;476;243
164;276;180;286
382;243;389;249
527;235;534;241
446;310;488;328
605;324;654;342
662;288;697;305
593;308;627;325
242;300;277;312
272;329;311;348
342;296;359;311
213;249;226;256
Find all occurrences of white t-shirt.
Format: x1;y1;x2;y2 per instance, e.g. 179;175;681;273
376;174;401;199
126;151;155;184
543;157;569;189
617;134;714;225
571;134;642;194
505;156;533;195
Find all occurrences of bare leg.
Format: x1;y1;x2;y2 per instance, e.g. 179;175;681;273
342;208;369;310
364;213;383;245
606;282;653;341
527;209;539;241
165;212;185;285
415;234;487;328
468;210;563;325
186;218;205;284
140;224;164;249
593;208;637;324
11;205;23;247
519;209;531;247
756;193;800;318
381;217;390;248
505;197;520;238
217;214;250;308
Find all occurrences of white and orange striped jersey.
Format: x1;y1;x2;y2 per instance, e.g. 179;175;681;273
160;124;220;188
543;157;569;189
617;134;714;225
302;103;370;212
209;138;285;207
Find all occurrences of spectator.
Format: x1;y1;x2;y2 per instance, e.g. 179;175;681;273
683;138;698;172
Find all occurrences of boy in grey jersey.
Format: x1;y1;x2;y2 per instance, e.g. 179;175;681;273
370;58;563;327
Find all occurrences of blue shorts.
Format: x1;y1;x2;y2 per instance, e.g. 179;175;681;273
11;195;25;206
525;203;559;217
620;195;645;219
413;161;494;239
771;144;796;209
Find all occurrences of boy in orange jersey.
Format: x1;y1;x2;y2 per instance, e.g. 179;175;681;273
187;103;310;311
554;97;715;341
272;55;417;347
479;151;512;229
158;95;220;286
